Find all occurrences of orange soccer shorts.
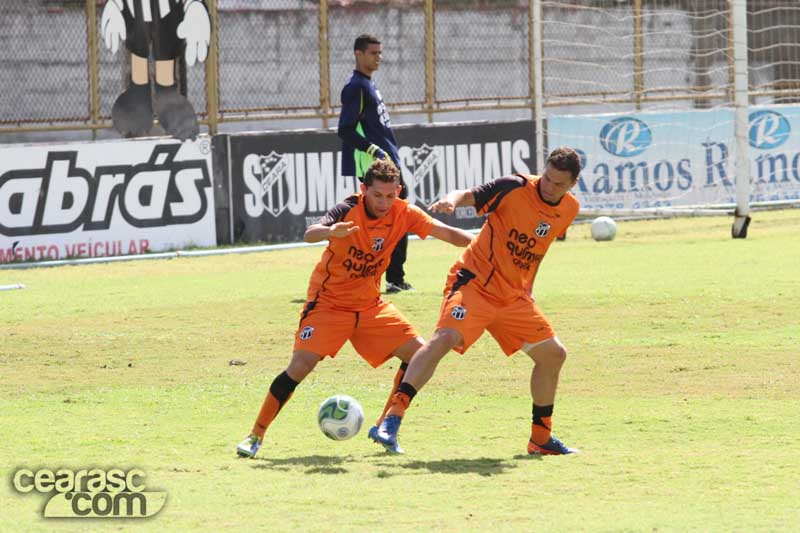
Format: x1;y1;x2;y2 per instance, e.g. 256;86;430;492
292;299;419;367
435;281;555;356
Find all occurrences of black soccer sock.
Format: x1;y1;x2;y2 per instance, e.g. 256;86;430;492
531;403;554;445
386;381;418;418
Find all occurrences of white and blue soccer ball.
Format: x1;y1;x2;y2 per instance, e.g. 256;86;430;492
591;216;617;242
317;394;364;441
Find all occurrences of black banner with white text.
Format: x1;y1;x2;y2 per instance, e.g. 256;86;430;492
227;120;537;243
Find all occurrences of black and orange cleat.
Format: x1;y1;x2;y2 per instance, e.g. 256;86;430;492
527;435;577;455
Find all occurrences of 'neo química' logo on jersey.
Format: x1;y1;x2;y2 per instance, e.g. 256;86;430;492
748;110;791;149
599;117;652;157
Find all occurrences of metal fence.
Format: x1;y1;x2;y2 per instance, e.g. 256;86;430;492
1;0;799;138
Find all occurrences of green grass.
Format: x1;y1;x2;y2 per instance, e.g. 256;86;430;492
2;210;799;531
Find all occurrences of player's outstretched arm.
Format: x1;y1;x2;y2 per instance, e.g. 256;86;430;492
428;220;474;247
304;221;360;243
429;189;475;214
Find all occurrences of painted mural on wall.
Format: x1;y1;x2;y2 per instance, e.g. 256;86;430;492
100;0;210;140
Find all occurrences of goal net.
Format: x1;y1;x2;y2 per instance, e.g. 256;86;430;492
537;0;800;219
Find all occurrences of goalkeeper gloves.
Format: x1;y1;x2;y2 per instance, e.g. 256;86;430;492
366;144;390;161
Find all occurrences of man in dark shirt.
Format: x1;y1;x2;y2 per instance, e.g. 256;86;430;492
337;34;412;294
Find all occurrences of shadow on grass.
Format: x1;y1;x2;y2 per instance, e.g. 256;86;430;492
251;454;352;475
382;457;519;477
247;454;542;477
513;453;544;461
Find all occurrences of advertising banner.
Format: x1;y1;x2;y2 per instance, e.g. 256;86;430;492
0;137;217;263
228;120;536;243
548;105;800;210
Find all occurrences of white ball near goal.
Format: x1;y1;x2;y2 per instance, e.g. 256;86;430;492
591;216;617;242
317;394;364;441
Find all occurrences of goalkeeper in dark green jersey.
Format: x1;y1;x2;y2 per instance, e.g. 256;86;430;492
337;34;412;294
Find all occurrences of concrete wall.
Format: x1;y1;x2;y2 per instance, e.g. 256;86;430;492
1;2;797;144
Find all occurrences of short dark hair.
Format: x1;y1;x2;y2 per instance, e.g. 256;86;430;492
546;146;582;180
363;159;399;187
354;34;381;52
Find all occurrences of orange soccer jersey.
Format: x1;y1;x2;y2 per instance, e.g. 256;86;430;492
435;174;580;355
305;194;434;311
450;174;580;303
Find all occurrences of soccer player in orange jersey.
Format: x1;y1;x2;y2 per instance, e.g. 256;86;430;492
372;147;582;455
236;159;474;458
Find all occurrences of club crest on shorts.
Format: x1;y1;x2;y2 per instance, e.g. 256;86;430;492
451;305;467;320
299;326;314;340
535;221;551;238
372;237;384;252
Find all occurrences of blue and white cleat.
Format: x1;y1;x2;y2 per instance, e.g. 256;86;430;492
527;435;578;455
370;415;404;454
236;434;262;458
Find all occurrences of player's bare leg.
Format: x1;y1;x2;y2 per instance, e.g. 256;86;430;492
524;338;576;455
372;328;462;453
401;328;462;391
236;350;321;458
525;337;565;406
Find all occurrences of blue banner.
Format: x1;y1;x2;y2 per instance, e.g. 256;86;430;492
548;105;800;209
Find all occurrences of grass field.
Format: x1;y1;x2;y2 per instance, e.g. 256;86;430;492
2;210;799;531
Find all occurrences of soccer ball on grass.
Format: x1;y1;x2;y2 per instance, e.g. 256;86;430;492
317;394;364;441
590;216;617;241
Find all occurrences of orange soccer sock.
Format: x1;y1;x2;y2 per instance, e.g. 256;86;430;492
251;393;282;439
251;371;298;439
385;382;418;419
531;404;554;445
376;362;408;427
